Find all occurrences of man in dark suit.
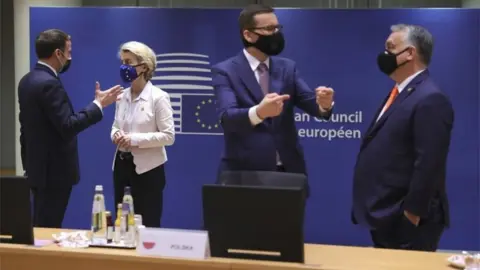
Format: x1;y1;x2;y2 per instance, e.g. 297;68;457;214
18;29;122;228
212;4;334;188
352;24;454;251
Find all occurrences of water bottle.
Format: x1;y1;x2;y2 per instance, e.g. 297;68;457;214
122;186;135;245
122;186;135;215
114;203;122;243
134;214;143;246
120;203;129;243
91;185;106;242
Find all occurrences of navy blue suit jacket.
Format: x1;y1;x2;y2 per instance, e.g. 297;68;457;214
352;70;453;229
18;63;103;188
212;52;331;182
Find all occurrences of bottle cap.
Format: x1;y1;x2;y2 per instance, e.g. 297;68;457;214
105;211;111;216
95;185;103;191
117;203;122;208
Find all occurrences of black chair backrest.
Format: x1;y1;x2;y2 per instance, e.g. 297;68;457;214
218;170;307;191
203;171;307;263
0;176;34;245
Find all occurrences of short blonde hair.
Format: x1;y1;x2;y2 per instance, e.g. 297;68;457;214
118;41;156;80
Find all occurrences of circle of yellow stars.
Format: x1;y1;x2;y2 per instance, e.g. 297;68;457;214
195;98;220;130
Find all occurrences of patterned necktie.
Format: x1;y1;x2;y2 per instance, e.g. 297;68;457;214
383;86;399;112
257;62;269;95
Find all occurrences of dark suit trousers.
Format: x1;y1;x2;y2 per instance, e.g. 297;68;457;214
113;151;166;228
31;185;72;228
370;199;445;251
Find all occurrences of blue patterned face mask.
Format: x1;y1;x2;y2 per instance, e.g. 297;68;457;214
119;64;142;83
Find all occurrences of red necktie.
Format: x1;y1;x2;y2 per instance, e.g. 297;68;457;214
383;86;399;112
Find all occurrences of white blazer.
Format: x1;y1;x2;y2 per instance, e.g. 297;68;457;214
111;81;175;174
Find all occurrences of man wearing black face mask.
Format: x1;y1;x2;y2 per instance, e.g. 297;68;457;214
212;4;334;194
352;24;454;251
18;29;123;228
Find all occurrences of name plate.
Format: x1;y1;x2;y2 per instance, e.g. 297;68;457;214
137;227;210;260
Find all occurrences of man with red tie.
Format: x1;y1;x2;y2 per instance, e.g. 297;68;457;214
351;24;454;251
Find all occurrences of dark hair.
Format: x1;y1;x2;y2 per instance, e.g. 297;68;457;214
238;4;274;46
35;29;70;59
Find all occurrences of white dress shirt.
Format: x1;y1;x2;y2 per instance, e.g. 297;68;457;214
37;61;103;112
111;81;175;174
376;69;425;121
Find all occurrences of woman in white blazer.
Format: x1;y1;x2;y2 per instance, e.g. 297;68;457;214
111;41;174;227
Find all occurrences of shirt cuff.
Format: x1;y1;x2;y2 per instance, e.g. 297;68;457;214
319;101;335;112
93;100;103;114
129;134;139;146
248;105;264;126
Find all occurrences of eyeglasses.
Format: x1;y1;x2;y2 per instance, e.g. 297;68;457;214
250;24;283;32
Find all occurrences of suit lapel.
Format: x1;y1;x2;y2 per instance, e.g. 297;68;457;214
363;70;429;143
233;52;264;103
130;84;151;128
364;93;390;137
368;86;412;134
118;92;131;130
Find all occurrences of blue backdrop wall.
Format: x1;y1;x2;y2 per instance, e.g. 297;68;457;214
29;7;479;250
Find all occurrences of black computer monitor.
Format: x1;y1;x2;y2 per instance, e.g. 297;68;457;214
202;184;306;263
0;176;34;245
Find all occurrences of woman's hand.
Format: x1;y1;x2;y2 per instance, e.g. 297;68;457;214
113;130;124;145
117;133;131;149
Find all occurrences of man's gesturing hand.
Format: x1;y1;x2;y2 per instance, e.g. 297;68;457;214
256;93;290;120
95;81;123;108
316;86;334;110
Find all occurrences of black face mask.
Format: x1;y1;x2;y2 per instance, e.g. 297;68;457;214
59;59;71;74
377;47;410;75
246;31;285;56
56;49;71;74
